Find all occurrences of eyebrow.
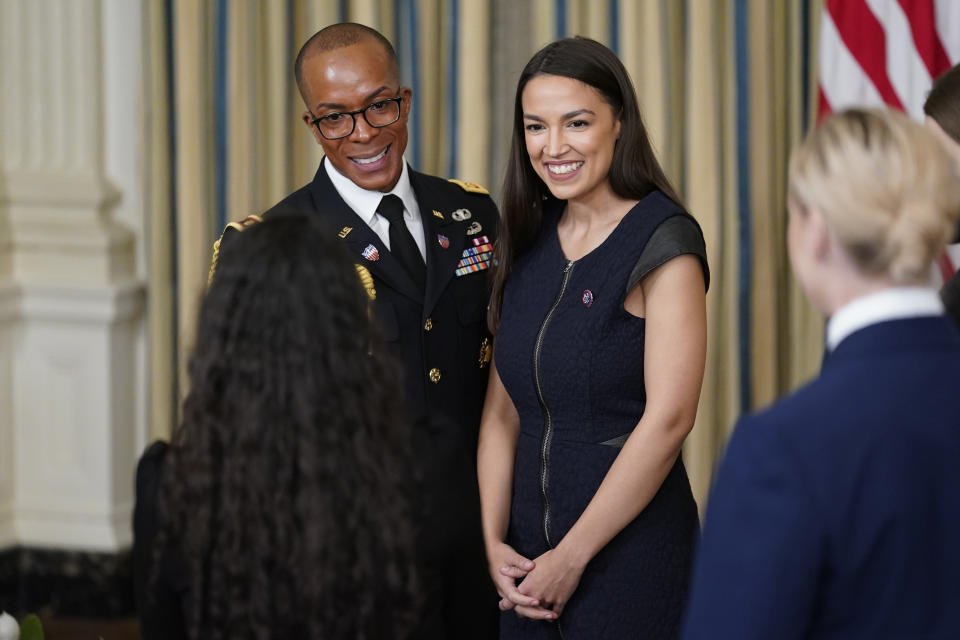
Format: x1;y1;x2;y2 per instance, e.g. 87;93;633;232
313;85;392;112
523;108;596;121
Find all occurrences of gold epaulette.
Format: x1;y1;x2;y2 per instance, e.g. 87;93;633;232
207;215;263;286
447;179;489;195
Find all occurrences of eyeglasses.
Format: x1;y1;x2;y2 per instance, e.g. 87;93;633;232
310;96;403;140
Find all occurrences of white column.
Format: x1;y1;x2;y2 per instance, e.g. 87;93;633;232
0;0;146;551
0;277;14;549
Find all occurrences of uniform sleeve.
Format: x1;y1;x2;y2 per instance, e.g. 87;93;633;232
681;415;822;640
134;441;189;640
626;215;709;293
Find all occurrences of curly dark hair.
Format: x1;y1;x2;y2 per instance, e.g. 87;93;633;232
157;215;420;639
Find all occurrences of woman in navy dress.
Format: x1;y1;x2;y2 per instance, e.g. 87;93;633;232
478;38;709;638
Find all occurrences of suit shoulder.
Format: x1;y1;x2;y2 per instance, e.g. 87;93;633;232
413;171;499;224
208;214;264;284
262;182;315;218
446;178;489;195
415;171;492;199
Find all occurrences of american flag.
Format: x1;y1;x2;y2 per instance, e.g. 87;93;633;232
819;0;960;120
818;0;960;281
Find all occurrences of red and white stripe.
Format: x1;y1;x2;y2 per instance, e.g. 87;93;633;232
818;0;960;121
818;0;960;283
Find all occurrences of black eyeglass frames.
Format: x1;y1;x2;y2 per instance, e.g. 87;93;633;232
310;96;403;140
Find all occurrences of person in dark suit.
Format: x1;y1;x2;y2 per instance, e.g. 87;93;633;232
924;63;960;327
215;23;499;639
135;216;420;639
682;108;960;639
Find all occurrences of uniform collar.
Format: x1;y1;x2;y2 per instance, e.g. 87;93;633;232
826;286;944;351
323;157;419;224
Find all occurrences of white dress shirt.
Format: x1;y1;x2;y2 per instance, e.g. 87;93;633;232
826;286;945;352
324;158;426;259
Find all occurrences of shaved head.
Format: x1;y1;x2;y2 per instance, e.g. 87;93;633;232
294;23;399;103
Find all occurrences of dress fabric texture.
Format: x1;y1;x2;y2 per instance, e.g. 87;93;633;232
494;191;706;639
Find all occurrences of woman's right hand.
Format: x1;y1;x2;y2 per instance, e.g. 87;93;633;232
488;542;555;618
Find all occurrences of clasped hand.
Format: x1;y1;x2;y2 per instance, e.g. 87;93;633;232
488;542;586;620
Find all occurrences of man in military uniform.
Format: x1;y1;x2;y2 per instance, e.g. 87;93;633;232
215;23;499;639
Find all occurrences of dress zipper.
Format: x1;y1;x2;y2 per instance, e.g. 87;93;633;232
532;259;575;549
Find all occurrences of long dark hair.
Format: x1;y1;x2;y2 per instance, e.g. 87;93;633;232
489;36;683;331
158;216;419;639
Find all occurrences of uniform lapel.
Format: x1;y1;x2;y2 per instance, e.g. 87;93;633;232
307;161;423;303
411;170;470;315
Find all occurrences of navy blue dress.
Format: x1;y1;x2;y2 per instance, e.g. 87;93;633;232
495;191;706;639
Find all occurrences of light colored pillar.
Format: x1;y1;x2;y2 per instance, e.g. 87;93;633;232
0;0;145;551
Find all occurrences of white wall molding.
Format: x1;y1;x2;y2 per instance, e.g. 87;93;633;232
0;283;16;550
14;502;136;551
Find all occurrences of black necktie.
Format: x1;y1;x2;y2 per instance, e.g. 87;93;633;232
378;194;425;290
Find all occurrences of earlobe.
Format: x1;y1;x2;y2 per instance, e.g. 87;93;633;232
400;86;413;116
807;207;831;261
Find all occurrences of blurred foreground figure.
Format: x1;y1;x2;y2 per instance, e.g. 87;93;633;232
134;216;420;640
683;108;960;640
924;62;960;327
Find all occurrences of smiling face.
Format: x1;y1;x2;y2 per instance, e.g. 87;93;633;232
299;39;412;192
521;74;621;204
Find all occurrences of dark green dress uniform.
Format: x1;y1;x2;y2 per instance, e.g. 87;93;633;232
217;158;500;640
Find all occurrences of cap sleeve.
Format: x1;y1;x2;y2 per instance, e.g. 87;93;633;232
626;215;709;294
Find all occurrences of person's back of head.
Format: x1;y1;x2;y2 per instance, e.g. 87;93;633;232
924;63;960;145
160;214;419;639
788;107;960;290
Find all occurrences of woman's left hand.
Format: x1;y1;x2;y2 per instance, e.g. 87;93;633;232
514;546;587;616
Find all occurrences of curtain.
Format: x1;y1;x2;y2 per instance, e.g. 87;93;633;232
147;0;826;511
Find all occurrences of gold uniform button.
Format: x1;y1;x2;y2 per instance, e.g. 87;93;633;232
428;368;441;383
424;318;433;331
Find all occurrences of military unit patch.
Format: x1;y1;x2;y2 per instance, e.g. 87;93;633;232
362;244;380;261
438;234;450;249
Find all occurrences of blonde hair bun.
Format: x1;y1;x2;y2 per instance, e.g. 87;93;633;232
788;108;960;284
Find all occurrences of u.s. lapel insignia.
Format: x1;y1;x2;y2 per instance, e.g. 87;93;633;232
451;208;472;222
432;209;444;219
466;221;482;235
478;337;492;368
338;226;353;238
437;234;450;249
361;244;380;261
